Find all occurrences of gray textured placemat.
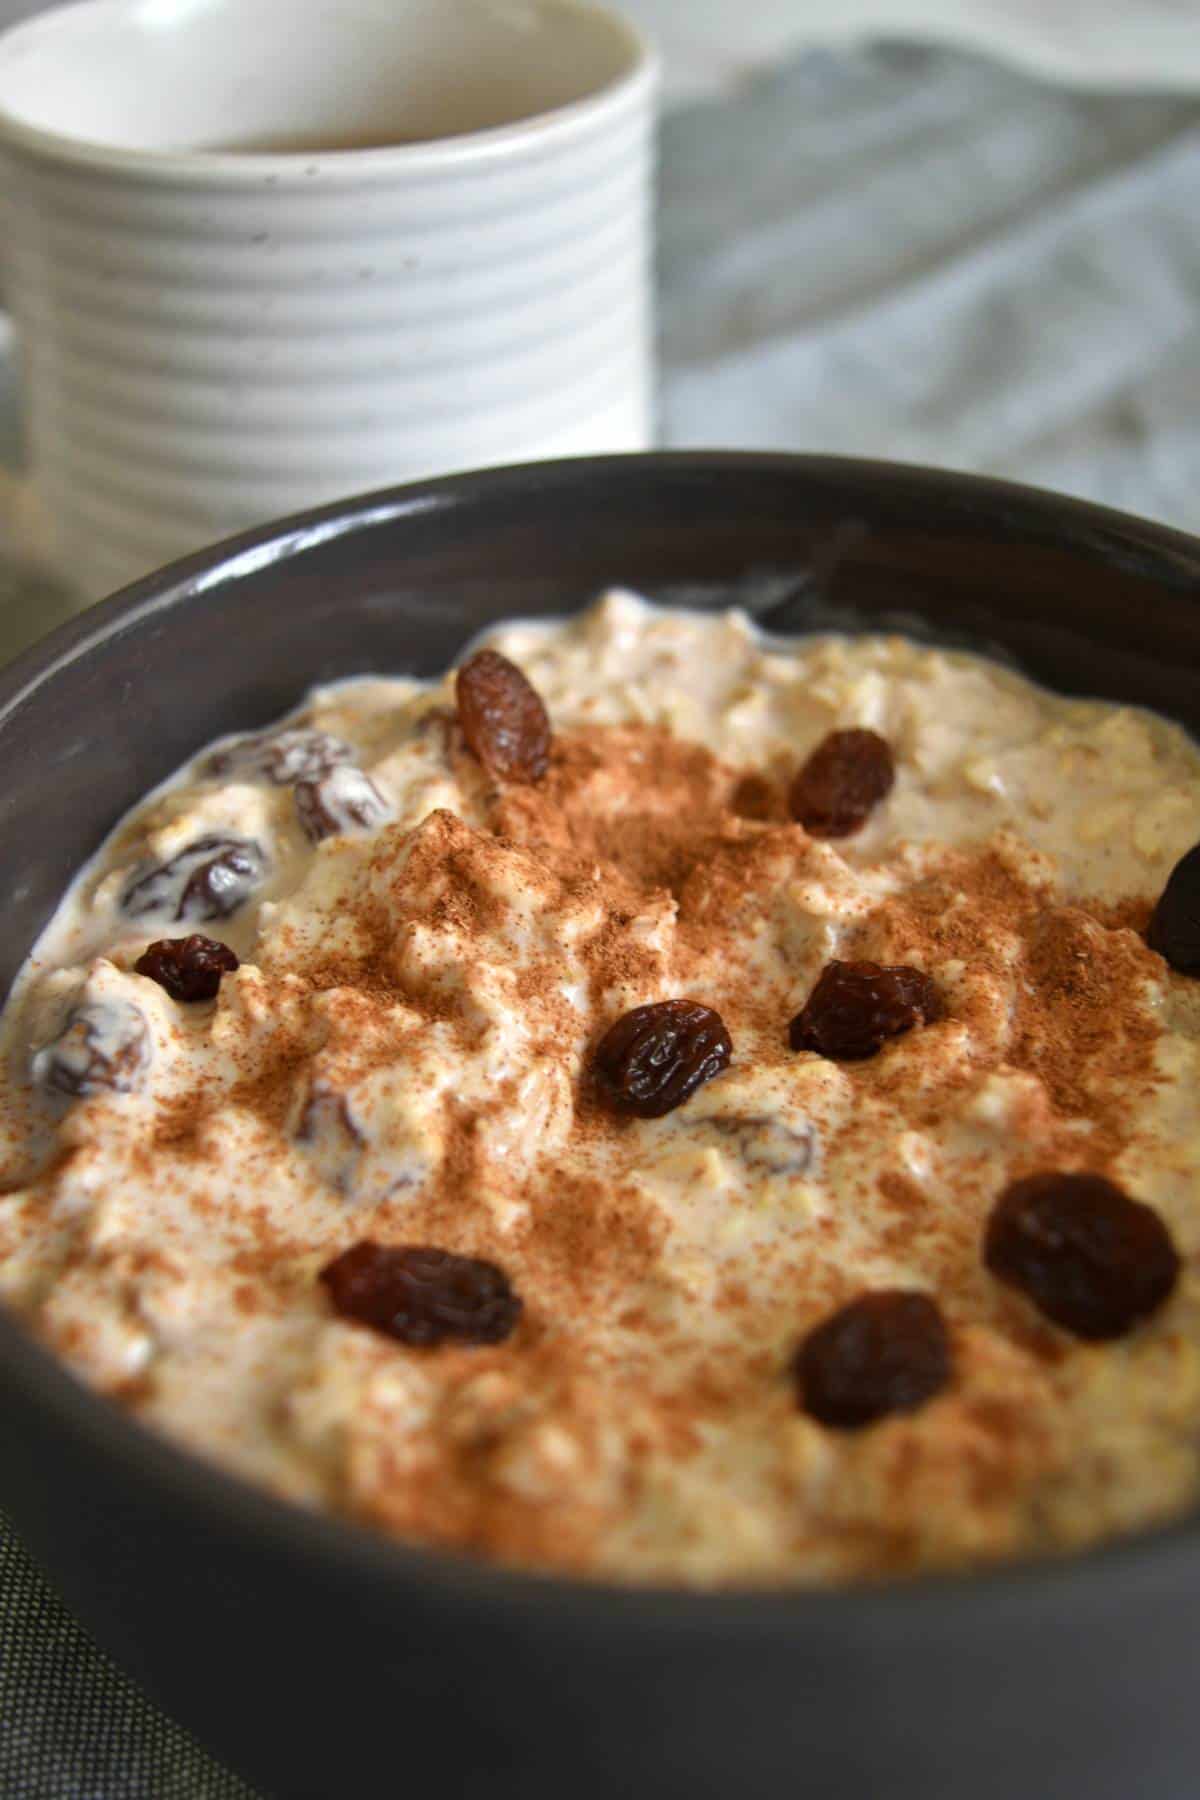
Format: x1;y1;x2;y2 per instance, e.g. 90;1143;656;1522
0;1510;255;1799
4;38;1200;1800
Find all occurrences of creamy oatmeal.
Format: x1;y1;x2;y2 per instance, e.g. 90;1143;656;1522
4;590;1200;1586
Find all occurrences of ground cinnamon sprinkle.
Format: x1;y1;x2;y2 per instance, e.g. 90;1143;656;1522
857;848;1165;1171
12;599;1200;1589
322;720;1159;1573
1013;905;1162;1141
514;1167;669;1317
492;725;739;894
226;719;828;1570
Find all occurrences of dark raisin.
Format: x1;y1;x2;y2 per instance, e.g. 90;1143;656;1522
296;1083;366;1194
319;1241;522;1347
795;1290;951;1429
790;960;940;1061
456;649;551;783
705;1113;814;1177
135;934;239;1002
1147;841;1200;974
984;1172;1180;1340
207;728;354;785
34;1000;150;1098
297;1086;365;1149
593;999;732;1118
789;728;895;837
730;773;779;821
121;836;266;923
294;766;392;843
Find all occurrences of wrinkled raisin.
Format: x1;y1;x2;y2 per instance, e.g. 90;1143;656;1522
296;1084;365;1195
297;1085;365;1147
730;773;779;821
319;1241;522;1347
790;960;940;1061
207;728;353;785
984;1172;1180;1340
706;1113;814;1178
593;1000;732;1118
789;729;895;837
1147;841;1200;975
135;935;239;1003
456;649;551;783
34;1000;150;1098
294;766;392;843
121;836;266;923
796;1290;951;1429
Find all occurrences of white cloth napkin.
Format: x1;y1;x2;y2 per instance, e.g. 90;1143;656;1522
658;43;1200;533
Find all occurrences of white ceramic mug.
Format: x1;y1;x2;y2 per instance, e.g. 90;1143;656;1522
0;0;656;599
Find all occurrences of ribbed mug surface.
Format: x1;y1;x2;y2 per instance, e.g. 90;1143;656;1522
0;0;656;597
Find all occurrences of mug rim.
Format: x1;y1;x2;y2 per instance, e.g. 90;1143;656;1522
0;0;657;183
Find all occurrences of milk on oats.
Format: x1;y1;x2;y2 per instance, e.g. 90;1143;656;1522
2;591;1199;1585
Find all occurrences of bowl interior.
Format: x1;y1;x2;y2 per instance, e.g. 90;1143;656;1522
4;453;1200;1800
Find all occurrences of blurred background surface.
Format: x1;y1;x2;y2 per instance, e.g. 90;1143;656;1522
1;0;1198;100
2;0;1200;663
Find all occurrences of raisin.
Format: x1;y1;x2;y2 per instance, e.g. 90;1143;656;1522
706;1113;814;1177
319;1241;522;1347
34;1000;150;1098
593;999;732;1118
456;649;551;783
135;934;239;1002
1147;841;1200;974
984;1172;1180;1340
296;1085;365;1196
795;1290;951;1429
121;836;266;923
298;1086;364;1146
790;960;941;1061
207;728;353;785
730;773;779;821
789;729;895;837
294;766;392;843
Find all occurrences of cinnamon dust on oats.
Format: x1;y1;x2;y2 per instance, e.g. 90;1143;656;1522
103;717;1173;1571
858;848;1165;1173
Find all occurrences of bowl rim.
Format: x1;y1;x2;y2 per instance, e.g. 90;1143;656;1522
5;447;1200;1632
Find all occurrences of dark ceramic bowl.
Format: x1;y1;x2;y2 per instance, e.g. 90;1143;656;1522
3;454;1200;1800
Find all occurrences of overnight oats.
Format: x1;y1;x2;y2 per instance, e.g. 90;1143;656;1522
4;589;1200;1586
